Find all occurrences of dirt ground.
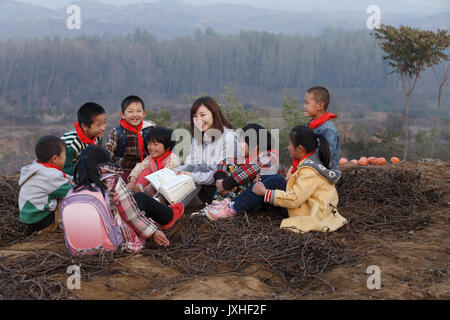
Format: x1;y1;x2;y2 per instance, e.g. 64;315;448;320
0;161;449;300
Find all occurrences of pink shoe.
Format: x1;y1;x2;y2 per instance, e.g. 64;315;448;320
205;199;235;221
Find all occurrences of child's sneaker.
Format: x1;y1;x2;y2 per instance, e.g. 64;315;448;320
205;199;235;221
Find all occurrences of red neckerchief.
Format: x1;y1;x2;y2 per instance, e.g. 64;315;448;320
37;161;67;179
307;113;338;129
74;122;96;145
153;150;172;170
120;119;144;161
291;151;315;174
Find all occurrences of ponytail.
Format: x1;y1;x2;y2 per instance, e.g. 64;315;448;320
73;145;111;196
316;134;331;169
289;126;331;169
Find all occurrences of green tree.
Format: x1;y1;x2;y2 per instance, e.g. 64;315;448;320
219;87;260;129
373;25;449;160
145;110;172;128
278;91;307;166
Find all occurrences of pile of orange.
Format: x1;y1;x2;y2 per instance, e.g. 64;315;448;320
339;156;400;166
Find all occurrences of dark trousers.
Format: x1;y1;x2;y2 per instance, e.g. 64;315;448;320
24;212;55;236
133;192;173;225
232;175;288;216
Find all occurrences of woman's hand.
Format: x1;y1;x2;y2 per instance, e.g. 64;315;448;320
252;181;267;196
177;171;192;177
153;230;169;246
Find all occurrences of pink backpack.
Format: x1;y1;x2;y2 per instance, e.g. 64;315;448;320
60;175;123;256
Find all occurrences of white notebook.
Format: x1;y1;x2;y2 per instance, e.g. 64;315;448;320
145;168;196;204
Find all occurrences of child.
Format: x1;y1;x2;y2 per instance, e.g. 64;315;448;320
174;96;238;205
127;127;181;194
18;136;72;236
72;145;185;252
199;123;286;219
303;86;341;172
61;102;106;176
105;95;155;182
252;125;347;233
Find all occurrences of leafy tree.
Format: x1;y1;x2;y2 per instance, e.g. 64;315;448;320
219;87;260;129
373;25;449;160
145;110;172;128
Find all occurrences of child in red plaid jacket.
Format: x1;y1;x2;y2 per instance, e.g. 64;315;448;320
196;124;285;220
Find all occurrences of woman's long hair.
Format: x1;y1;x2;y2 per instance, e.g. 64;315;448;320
289;125;331;169
190;96;233;141
73;145;112;196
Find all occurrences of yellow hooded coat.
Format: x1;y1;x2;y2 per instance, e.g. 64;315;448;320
268;152;347;233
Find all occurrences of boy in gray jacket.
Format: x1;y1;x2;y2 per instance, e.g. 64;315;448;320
19;136;72;236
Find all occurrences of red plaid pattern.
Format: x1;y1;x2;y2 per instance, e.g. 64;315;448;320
216;151;286;186
101;165;158;252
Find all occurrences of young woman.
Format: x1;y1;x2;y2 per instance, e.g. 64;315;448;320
72;145;184;252
174;96;238;205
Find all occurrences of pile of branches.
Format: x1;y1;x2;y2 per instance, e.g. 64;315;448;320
0;164;445;299
0;176;26;247
143;215;358;296
336;165;443;238
0;251;131;300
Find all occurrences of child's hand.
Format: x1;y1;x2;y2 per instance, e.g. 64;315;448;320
177;171;192;177
153;230;169;246
216;179;224;192
252;181;267;196
126;182;136;192
255;174;261;183
134;183;145;193
144;185;156;197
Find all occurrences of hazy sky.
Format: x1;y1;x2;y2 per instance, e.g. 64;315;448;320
14;0;450;14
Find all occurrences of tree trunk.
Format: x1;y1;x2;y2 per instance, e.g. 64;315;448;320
402;93;410;161
431;85;442;158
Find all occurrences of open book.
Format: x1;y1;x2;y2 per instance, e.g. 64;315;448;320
145;168;196;204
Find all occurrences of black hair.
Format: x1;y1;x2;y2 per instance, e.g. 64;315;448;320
35;135;66;163
289;125;331;169
77;102;106;128
147;127;175;151
73;145;112;196
242;123;273;152
306;86;330;111
121;95;145;113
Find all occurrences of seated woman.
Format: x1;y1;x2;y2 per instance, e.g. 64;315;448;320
174;96;238;206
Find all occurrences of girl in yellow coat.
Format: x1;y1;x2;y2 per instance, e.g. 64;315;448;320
253;125;347;233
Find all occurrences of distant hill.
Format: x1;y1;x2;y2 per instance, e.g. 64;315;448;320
2;0;448;40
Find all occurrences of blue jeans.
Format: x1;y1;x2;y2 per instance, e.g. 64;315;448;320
232;174;287;216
